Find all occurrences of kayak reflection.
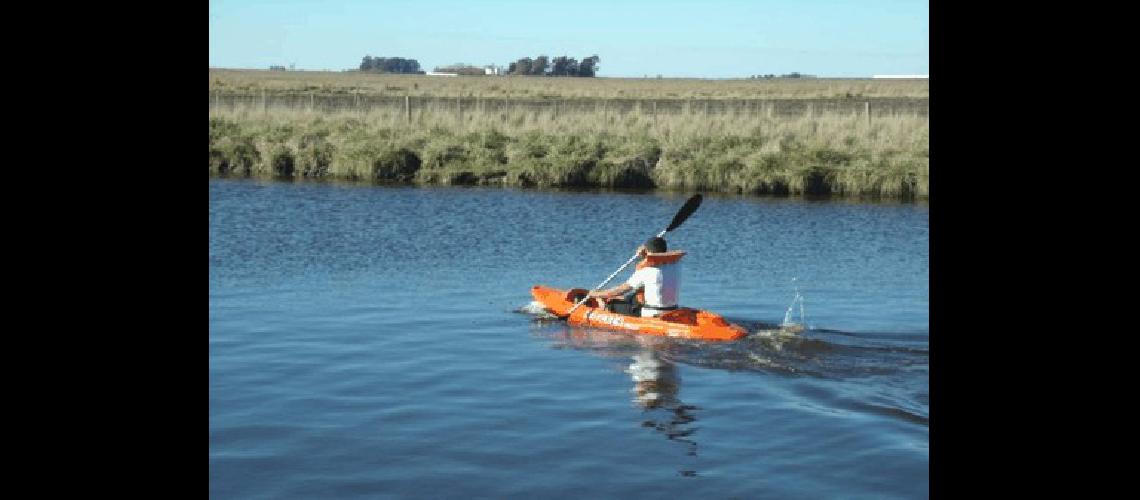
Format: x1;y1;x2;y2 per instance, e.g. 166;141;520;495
541;326;701;460
627;346;699;458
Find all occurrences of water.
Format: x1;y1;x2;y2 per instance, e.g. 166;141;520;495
209;178;928;498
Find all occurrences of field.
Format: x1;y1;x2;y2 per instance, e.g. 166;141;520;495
209;68;929;99
208;69;929;199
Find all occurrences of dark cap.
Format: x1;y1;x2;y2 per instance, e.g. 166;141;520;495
644;237;667;253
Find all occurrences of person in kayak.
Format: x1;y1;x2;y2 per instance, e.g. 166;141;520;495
588;236;684;317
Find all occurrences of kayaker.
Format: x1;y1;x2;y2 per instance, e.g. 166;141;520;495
588;236;684;317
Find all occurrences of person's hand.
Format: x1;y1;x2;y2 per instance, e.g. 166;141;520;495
636;245;648;258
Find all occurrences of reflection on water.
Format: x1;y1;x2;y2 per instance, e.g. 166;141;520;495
531;315;928;422
628;349;680;410
628;347;701;470
540;327;704;475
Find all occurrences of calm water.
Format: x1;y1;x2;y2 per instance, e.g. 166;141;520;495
209;178;929;499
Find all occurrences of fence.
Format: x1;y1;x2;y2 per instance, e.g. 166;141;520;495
209;92;928;120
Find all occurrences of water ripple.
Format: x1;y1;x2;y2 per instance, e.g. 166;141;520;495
211;179;928;498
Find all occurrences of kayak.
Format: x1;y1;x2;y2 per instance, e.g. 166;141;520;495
531;285;748;341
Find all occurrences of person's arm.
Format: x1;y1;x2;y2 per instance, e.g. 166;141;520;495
589;283;634;299
587;245;648;299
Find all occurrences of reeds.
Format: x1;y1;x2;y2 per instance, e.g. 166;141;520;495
209;100;928;199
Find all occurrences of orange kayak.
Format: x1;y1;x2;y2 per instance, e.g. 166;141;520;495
531;285;748;341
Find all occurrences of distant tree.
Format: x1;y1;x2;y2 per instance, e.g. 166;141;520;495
550;56;567;76
510;57;534;75
359;56;423;74
578;55;599;77
508;54;599;77
532;56;549;76
550;56;578;76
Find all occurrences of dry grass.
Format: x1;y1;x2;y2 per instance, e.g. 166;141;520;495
209;68;928;99
209;101;928;199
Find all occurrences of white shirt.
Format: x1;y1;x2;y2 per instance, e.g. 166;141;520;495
626;263;681;314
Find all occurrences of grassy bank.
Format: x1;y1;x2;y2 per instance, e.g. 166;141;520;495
209;102;928;199
210;68;929;99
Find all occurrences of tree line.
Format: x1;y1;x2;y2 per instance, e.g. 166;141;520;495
507;55;599;77
355;54;600;76
359;56;424;74
749;72;815;79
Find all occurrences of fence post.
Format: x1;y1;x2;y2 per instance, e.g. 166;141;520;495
214;91;219;110
405;95;411;123
262;88;266;114
865;101;871;126
457;95;462;122
310;92;314;112
653;100;657;123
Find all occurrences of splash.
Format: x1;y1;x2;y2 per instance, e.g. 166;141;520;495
781;277;807;330
518;300;559;319
745;278;807;337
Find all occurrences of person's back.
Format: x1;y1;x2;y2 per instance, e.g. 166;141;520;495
591;236;684;317
627;252;682;317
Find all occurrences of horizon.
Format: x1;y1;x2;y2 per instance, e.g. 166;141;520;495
209;0;928;79
208;66;929;80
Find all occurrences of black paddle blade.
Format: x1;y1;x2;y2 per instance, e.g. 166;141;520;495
665;194;703;233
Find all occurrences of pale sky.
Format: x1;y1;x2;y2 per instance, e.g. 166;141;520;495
209;0;928;78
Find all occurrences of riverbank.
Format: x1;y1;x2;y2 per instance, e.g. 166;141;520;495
209;104;928;199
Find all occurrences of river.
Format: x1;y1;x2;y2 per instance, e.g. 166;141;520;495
209;178;929;498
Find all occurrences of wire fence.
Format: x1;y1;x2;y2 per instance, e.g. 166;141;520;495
209;92;928;119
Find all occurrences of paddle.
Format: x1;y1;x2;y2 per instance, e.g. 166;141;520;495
564;194;703;317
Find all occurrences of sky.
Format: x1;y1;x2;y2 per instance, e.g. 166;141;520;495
209;0;927;78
